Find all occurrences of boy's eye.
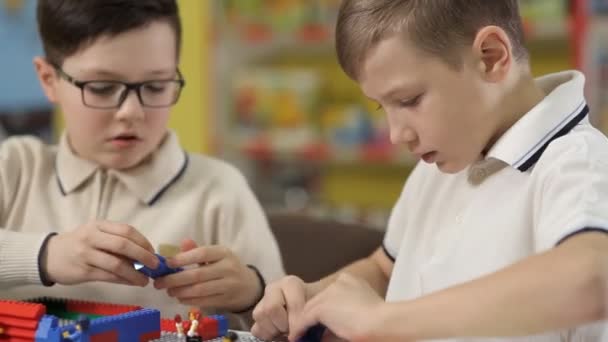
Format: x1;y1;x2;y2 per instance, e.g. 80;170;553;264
398;95;422;108
143;82;168;93
85;83;121;96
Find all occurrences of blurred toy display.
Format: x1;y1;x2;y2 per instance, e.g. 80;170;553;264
212;0;593;227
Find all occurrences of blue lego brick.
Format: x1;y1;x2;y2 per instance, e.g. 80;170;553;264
134;254;183;279
35;315;62;342
85;308;160;342
209;315;228;336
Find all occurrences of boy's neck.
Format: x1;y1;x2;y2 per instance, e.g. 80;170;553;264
486;68;546;153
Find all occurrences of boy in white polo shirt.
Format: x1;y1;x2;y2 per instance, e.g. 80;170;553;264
251;0;608;341
0;0;284;325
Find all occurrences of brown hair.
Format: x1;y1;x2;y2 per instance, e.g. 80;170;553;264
336;0;528;80
37;0;181;67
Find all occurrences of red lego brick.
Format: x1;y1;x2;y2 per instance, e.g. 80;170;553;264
139;330;161;341
66;300;141;316
160;318;177;332
199;316;219;340
0;316;39;329
0;300;45;320
3;325;36;339
4;338;32;342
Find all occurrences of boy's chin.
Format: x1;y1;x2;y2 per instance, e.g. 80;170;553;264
99;153;148;171
435;160;467;174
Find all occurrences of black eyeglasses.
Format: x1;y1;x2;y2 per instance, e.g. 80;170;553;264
53;66;186;109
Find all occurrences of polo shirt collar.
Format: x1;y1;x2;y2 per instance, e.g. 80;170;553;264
56;131;189;205
486;70;589;172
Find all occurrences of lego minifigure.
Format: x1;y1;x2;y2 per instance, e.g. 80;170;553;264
175;314;185;337
187;310;200;337
61;316;90;341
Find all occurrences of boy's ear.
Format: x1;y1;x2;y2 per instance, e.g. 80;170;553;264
33;57;59;103
472;26;512;82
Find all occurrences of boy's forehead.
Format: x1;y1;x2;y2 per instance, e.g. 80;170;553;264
358;37;427;95
62;22;178;78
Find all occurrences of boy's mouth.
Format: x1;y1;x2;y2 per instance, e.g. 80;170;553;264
109;134;141;147
421;151;437;163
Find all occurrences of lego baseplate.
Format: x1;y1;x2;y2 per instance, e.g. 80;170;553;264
152;330;272;342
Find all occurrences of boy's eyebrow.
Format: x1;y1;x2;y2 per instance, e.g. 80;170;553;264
377;85;416;101
83;68;176;79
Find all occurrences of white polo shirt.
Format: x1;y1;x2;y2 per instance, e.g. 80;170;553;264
383;71;608;341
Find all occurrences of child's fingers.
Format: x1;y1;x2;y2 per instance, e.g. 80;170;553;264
167;245;228;268
167;278;225;299
180;238;198;252
97;222;156;253
92;229;158;269
87;249;149;287
154;263;224;289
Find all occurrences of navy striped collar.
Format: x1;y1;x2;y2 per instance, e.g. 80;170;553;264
486;71;589;172
56;131;189;205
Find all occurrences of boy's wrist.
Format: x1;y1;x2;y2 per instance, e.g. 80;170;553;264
365;302;417;341
38;232;58;286
233;265;266;314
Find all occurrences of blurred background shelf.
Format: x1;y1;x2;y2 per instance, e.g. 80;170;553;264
208;0;602;228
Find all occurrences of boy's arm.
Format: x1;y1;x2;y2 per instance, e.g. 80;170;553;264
309;247;393;298
371;231;608;340
0;138;53;287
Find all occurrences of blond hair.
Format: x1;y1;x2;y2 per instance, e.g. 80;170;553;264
336;0;528;80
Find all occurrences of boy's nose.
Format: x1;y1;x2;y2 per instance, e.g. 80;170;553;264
390;126;417;146
115;91;145;121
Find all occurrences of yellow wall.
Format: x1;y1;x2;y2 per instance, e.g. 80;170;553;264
172;0;210;153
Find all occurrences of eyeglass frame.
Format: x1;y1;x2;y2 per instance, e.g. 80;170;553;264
52;64;186;109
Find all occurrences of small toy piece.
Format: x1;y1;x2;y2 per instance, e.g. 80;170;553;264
134;253;183;279
61;315;90;341
297;324;326;342
175;314;185;337
223;330;239;342
158;243;181;258
186;310;200;337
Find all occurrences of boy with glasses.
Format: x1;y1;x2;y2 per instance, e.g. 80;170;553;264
0;0;284;326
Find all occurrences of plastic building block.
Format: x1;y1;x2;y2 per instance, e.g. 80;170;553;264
160;318;177;333
199;317;218;340
208;315;228;337
0;300;46;319
223;331;238;342
0;300;46;341
66;300;141;316
28;297;142;322
84;308;160;342
35;315;61;341
134;254;183;279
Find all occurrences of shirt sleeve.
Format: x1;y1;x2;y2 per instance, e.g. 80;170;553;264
211;166;285;284
532;135;608;251
0;138;49;287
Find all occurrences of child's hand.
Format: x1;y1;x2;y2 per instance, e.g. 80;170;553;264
43;221;159;286
251;275;311;341
291;273;384;342
153;239;264;312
